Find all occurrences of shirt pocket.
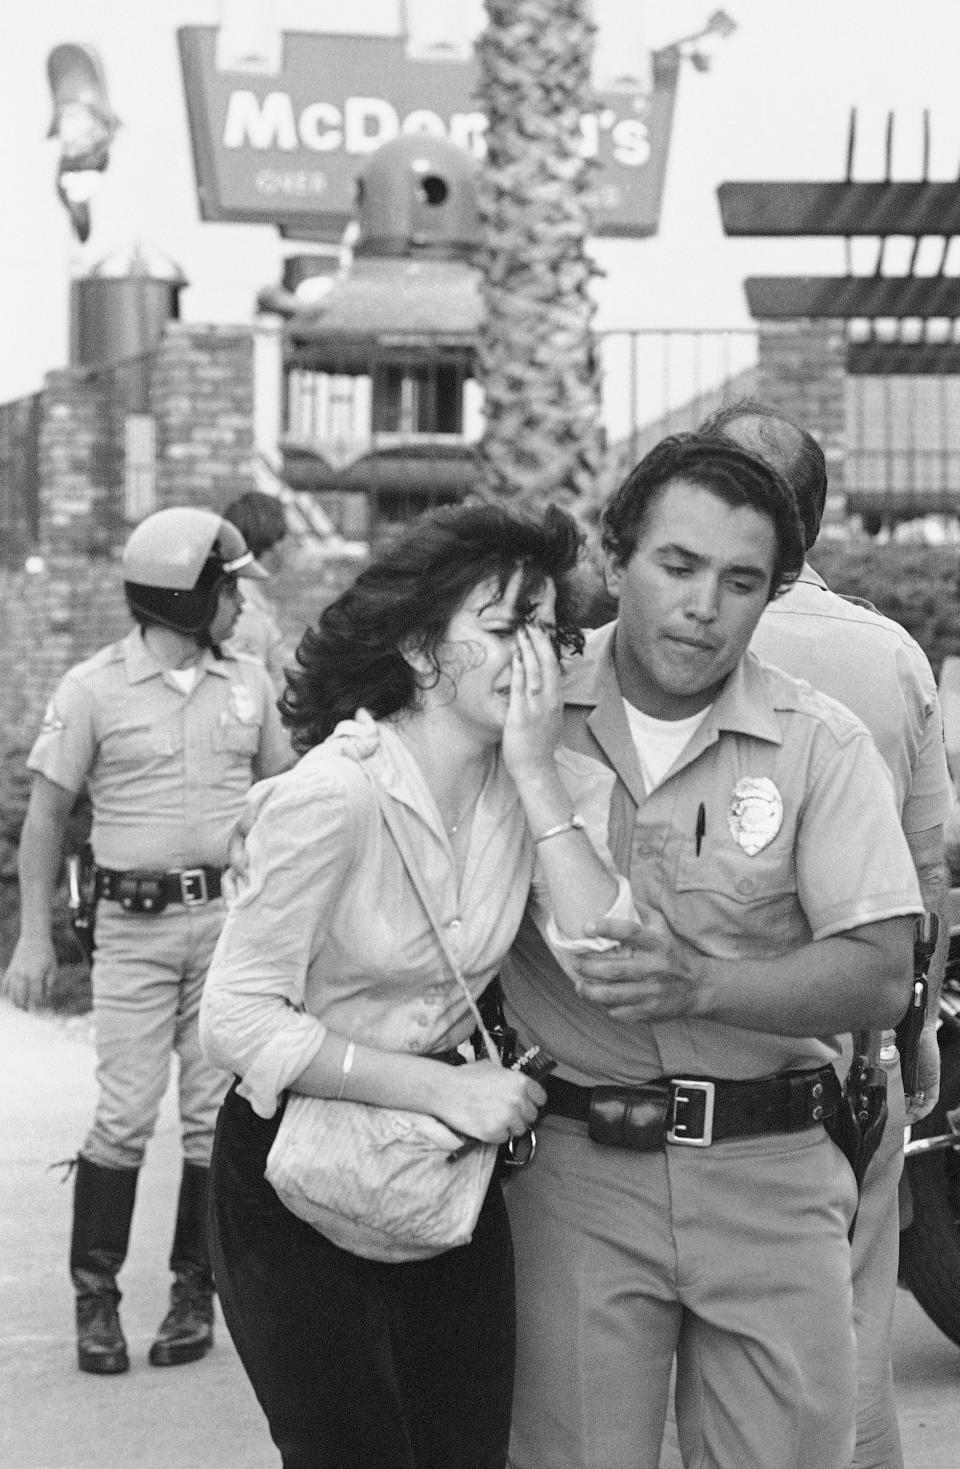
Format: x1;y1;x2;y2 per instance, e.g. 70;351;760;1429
212;719;261;757
106;723;181;766
672;843;803;952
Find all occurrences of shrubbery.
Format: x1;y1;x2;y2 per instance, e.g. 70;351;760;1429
808;541;960;680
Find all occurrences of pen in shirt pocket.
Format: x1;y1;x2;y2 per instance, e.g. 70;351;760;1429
695;803;706;856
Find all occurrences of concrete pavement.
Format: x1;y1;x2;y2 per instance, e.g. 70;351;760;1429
0;999;279;1469
894;1288;960;1469
1;996;958;1468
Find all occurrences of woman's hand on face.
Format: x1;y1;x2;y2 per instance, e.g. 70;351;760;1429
436;1060;546;1145
501;623;562;782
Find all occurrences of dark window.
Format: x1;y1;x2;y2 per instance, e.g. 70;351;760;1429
372;363;463;434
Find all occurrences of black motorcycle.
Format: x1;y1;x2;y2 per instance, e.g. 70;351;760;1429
898;930;960;1347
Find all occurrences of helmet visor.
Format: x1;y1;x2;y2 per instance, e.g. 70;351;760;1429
213;522;269;579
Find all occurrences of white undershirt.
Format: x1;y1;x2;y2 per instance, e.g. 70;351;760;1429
621;700;713;790
167;667;199;694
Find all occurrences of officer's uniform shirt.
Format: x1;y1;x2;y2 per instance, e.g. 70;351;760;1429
751;564;951;831
743;563;950;1469
501;621;923;1086
27;627;291;871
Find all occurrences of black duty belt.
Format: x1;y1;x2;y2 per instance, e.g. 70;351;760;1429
544;1065;841;1150
94;866;223;912
429;1047;468;1067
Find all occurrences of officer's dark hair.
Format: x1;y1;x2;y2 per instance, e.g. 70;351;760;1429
280;502;585;754
223;491;288;561
698;398;828;553
600;433;804;602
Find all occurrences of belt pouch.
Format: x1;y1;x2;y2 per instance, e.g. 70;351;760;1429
117;875;167;914
588;1084;670;1150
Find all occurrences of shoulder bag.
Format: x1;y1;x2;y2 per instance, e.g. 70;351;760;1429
264;780;502;1263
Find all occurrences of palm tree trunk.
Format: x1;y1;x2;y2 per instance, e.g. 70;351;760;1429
475;0;605;512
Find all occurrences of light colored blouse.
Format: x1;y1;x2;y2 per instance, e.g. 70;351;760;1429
200;721;632;1116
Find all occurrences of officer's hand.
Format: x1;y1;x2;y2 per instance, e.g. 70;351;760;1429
223;808;255;904
572;913;700;1022
327;707;379;759
905;1021;941;1123
1;934;58;1011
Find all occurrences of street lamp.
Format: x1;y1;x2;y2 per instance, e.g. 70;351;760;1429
660;9;738;73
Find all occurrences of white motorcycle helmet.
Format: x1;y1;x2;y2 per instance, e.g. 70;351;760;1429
122;506;267;640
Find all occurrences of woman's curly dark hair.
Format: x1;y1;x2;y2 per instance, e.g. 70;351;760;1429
280;502;585;754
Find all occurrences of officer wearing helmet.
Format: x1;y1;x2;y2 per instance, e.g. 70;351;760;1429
3;507;292;1379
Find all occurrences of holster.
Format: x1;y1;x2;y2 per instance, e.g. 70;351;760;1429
895;978;927;1097
66;849;97;964
471;976;517;1065
588;1084;671;1150
896;911;937;1097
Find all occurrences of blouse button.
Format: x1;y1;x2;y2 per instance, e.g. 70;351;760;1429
735;877;757;897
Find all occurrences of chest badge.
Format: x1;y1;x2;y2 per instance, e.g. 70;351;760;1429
228;684;258;724
727;777;783;856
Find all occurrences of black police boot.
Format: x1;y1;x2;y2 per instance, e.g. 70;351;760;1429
148;1161;215;1367
70;1156;139;1376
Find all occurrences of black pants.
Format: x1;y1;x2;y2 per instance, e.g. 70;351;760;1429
209;1081;516;1469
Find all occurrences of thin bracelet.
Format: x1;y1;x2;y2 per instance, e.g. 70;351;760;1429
533;814;586;845
336;1041;355;1101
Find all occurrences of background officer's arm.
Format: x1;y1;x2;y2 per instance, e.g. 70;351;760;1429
2;774;76;1010
572;912;914;1037
252;676;296;780
905;822;949;1120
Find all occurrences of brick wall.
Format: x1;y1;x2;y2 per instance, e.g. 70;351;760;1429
755;319;847;497
153;325;257;512
0;322;358;991
2;323;263;758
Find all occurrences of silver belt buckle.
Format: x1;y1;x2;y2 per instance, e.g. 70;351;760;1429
178;868;209;906
666;1080;715;1147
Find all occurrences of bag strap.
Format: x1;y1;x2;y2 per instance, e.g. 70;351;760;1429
370;781;500;1065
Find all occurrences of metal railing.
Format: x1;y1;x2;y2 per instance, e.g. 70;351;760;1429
845;368;960;521
597;327;760;471
11;324;960;551
282;327;762;473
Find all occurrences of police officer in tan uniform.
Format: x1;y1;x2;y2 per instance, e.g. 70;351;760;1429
3;508;292;1377
705;401;951;1469
499;436;922;1469
223;489;289;693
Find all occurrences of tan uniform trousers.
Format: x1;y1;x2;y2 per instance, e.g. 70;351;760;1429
659;1055;909;1469
83;901;230;1170
506;1111;859;1469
